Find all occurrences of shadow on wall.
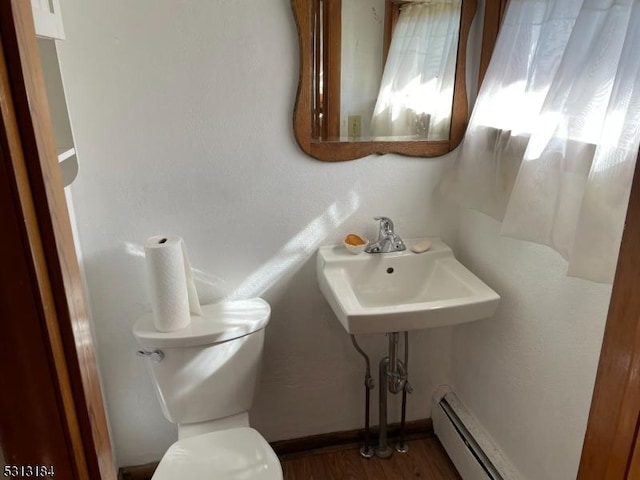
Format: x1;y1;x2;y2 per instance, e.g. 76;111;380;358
124;187;362;304
227;188;362;300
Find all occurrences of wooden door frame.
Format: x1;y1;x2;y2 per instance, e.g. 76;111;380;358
479;0;509;87
577;148;640;478
1;0;639;478
0;1;116;479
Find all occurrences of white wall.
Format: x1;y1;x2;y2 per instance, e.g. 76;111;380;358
450;209;611;479
56;0;459;467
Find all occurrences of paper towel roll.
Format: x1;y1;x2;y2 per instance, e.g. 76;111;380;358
144;235;201;332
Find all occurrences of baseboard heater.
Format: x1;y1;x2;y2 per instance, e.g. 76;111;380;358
433;389;520;480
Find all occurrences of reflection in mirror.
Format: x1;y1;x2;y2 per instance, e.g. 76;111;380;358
339;0;386;141
371;1;461;140
342;0;462;141
293;0;479;161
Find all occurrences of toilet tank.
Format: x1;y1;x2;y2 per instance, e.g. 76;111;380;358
133;299;270;425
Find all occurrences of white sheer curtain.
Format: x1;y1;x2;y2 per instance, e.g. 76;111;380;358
452;0;640;283
370;0;461;140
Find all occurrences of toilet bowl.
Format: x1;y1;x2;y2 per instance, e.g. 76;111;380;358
133;298;283;480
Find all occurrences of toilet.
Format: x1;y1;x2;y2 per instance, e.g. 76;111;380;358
133;298;283;480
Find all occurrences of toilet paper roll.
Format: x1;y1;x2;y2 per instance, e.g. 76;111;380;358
144;235;202;332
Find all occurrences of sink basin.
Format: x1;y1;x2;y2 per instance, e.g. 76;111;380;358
317;238;500;334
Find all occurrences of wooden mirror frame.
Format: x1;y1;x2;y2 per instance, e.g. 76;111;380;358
292;0;483;162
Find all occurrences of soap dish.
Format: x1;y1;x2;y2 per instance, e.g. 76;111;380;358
344;234;368;255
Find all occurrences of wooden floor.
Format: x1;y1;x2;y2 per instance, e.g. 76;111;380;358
280;437;461;479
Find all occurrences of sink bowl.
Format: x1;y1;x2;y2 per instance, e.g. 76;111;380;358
317;238;500;334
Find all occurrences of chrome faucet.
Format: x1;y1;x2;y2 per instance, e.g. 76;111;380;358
365;217;406;254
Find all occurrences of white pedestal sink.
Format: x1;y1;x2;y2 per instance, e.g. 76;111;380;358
317;238;500;334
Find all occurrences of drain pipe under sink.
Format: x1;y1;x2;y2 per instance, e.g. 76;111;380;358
396;331;412;453
350;331;412;459
375;332;412;458
350;335;375;458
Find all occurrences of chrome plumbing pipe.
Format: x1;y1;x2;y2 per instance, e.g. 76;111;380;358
387;332;400;392
350;335;375;458
396;331;412;453
375;356;393;458
375;332;401;458
376;331;412;458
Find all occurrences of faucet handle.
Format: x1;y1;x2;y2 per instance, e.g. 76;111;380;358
374;216;394;233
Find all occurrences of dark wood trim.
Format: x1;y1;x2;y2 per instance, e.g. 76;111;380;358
312;0;341;140
628;422;640;479
578;148;640;478
118;462;158;480
312;0;321;139
627;422;640;480
272;418;433;459
323;0;341;139
294;0;315;151
0;1;116;478
449;0;475;148
478;0;509;88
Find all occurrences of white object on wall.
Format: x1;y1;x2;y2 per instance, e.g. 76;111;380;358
31;0;65;40
37;38;78;187
432;386;522;480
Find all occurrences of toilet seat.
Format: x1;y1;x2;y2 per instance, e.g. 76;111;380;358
151;427;283;480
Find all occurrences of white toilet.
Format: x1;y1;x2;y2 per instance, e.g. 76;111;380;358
133;298;283;480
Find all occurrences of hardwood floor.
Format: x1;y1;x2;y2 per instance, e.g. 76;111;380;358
280;437;461;479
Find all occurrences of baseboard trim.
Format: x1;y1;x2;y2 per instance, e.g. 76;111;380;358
118;462;158;480
272;418;434;459
118;418;434;479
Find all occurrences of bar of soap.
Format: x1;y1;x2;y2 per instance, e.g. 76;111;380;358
411;240;432;253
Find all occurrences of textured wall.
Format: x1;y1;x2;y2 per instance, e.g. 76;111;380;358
56;0;459;467
450;210;611;479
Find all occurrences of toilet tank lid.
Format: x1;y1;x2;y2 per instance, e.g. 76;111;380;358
133;298;270;348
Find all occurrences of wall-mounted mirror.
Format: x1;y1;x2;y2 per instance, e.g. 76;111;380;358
292;0;497;161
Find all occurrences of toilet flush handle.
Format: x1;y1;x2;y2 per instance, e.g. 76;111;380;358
136;349;164;363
